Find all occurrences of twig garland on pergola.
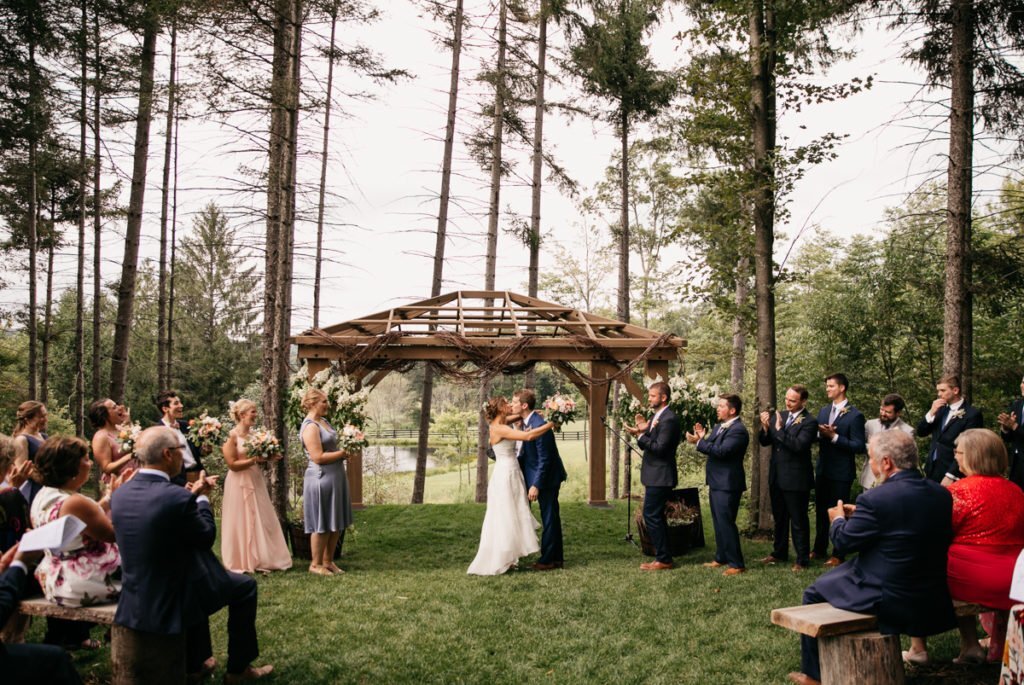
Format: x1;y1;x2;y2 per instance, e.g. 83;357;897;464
292;291;685;508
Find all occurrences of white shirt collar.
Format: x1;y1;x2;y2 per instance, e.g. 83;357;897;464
832;399;849;411
138;468;171;481
948;398;965;413
652;406;669;423
720;416;738;429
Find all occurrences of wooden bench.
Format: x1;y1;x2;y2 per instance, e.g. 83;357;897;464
4;597;185;685
771;603;904;685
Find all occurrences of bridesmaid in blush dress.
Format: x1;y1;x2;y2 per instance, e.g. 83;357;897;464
220;399;292;574
88;398;138;494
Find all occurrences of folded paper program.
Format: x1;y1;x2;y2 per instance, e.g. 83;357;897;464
18;515;86;553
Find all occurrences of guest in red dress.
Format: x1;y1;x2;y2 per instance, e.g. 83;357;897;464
906;428;1024;664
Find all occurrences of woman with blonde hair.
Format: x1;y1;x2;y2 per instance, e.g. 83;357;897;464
11;400;47;507
220;399;292;574
300;387;352;576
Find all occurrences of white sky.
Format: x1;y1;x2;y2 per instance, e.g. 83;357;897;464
2;4;1017;334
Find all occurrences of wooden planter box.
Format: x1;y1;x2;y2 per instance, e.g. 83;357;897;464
637;487;706;557
288;523;342;560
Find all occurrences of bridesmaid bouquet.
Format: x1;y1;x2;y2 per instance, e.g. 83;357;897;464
244;427;283;461
543;394;578;431
187;412;228;453
338;424;369;452
116;421;143;457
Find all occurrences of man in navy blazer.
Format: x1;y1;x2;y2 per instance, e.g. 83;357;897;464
514;389;568;571
917;375;984;484
998;374;1024;489
0;545;82;685
626;381;682;571
812;373;866;566
690;393;750;575
759;384;818;570
787;430;956;685
111;427;272;683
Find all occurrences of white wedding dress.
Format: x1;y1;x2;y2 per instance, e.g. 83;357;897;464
467;438;540;575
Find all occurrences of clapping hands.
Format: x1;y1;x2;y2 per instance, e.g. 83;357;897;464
187;470;219;497
625;413;648;437
685;422;706;445
998;411;1020;432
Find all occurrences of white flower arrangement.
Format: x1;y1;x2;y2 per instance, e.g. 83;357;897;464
287;361;371;431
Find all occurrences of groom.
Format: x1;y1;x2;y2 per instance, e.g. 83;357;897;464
513;389;568;570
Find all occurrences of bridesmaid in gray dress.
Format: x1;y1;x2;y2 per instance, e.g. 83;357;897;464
299;388;353;576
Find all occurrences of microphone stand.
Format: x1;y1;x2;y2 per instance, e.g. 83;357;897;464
601;416;641;548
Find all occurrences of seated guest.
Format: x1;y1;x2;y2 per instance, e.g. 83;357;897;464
31;437;124;650
111;427;273;684
787;430;956;685
0;434;32;553
905;428;1024;664
88;398;137;493
0;544;83;685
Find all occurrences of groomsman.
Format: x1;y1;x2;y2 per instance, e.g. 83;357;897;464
998;374;1024;489
690;394;750;576
759;385;818;571
859;393;915;489
916;375;983;484
812;373;866;567
155;390;205;485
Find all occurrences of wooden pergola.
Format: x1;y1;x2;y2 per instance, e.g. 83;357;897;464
292;290;685;507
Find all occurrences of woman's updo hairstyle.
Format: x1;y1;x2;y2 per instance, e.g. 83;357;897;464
230;399;257;424
14;401;46;434
301;388;328;414
483;396;507;422
35;436;89;487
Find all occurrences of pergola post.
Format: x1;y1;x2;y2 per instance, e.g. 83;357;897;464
587;362;617;507
644;359;668;383
305;358;364;510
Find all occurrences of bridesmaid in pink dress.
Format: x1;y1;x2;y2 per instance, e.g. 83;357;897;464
88;398;138;493
220;399;292;573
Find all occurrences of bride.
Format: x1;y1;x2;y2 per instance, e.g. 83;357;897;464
468;396;554;576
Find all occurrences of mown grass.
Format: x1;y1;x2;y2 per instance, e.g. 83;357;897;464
39;492;996;684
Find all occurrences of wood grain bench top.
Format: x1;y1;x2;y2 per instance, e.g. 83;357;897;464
771;603;878;638
953;600;998;617
17;597;117;625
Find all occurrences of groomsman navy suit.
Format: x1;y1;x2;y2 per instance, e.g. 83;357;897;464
692;394;750;575
515;390;568;570
812;374;866;565
111;427;272;683
759;385;818;570
788;430;955;685
998;375;1024;490
916;375;983;483
0;547;82;685
627;382;682;571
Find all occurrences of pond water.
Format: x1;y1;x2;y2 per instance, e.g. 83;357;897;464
363;445;437;473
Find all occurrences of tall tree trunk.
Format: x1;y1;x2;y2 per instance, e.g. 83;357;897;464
168;107;179;385
476;0;508;503
414;0;463;504
27;35;39;401
91;6;102;398
157;16;178;390
944;0;974;396
312;1;339;330
748;0;777;531
74;0;87;432
262;0;302;517
617;111;630;325
731;257;749;393
43;191;56;407
525;0;547;390
109;12;159;402
610;383;619;499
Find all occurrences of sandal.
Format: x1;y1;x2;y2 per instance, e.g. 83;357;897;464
325;563;345;575
308;564;333;576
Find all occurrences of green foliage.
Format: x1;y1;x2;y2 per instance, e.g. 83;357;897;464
431;409;477;466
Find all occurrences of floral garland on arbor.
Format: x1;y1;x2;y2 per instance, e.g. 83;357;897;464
616;374;720;432
286;361;371;433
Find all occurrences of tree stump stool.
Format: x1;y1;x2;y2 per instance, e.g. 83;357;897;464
111;624;186;685
819;630;904;685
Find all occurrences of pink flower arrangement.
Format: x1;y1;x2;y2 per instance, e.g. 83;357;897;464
543;394;578;431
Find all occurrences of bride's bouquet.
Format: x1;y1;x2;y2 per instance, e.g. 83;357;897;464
187;412;229;453
116;421;143;458
243;427;283;461
543;393;578;431
338;424;369;453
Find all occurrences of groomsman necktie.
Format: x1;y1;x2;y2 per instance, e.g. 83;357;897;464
785;413;795;429
828;405;839;425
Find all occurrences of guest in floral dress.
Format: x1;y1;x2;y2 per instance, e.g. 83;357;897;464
31;437;128;649
88;398;138;494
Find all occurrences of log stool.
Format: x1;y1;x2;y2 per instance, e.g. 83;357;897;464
110;624;186;685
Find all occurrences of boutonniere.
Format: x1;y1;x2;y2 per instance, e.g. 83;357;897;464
950;408;965;420
838;407;850;417
792;414;805;425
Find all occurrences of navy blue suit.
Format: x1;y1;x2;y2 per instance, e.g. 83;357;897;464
697;419;749;569
518;412;567;565
0;564;82;685
799;469;956;681
637;408;682;563
1003;398;1024;490
760;409;818;566
111;471;259;675
813;404;866;559
916;403;984;482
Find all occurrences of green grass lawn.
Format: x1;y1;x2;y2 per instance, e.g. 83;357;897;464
43;494;997;684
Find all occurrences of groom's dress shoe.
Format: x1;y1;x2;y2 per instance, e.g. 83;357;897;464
702;561;724;568
640;561;674;571
531;562;562;571
722;567;746;576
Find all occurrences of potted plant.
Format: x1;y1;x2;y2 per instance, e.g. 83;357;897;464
635;497;702;557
